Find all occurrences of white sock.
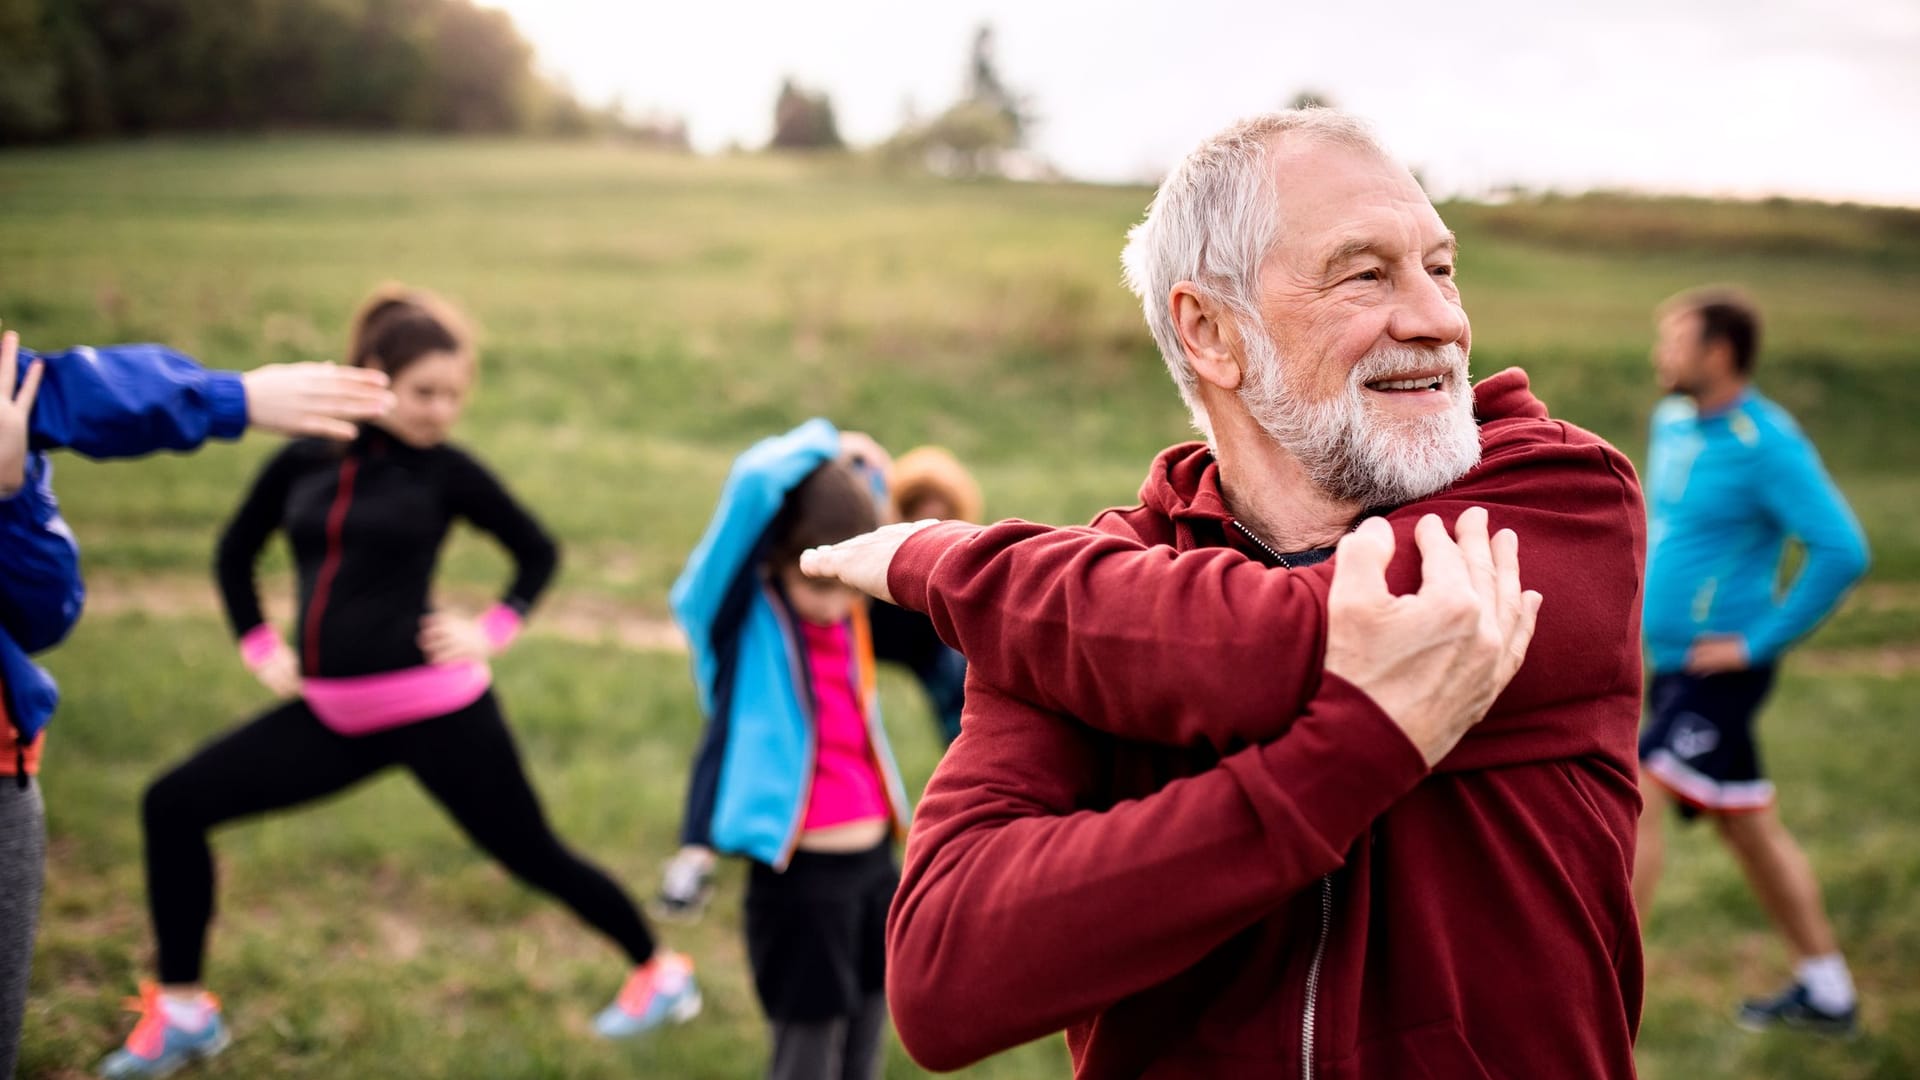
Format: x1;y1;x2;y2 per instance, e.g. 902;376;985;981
1795;953;1856;1014
160;992;217;1033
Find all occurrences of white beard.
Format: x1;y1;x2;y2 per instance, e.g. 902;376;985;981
1238;330;1481;508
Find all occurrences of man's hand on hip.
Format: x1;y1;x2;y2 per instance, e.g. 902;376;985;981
1684;634;1750;674
1324;508;1543;767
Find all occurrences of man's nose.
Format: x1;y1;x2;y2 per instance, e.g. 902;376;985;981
1387;271;1469;347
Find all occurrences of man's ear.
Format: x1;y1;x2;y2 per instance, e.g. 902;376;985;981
1703;337;1738;380
1171;282;1245;391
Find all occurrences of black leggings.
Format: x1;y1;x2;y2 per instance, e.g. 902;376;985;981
141;691;655;984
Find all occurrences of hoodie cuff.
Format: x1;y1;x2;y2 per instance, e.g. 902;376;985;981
886;521;984;613
206;371;250;441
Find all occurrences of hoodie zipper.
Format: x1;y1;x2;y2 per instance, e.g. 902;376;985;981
1302;875;1333;1080
1233;519;1333;1078
1232;520;1296;569
1228;511;1336;1068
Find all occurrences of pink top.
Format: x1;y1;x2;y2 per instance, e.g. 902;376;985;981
799;620;889;831
239;606;523;736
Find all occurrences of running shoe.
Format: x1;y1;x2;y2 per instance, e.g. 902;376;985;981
594;951;701;1038
1736;981;1858;1037
98;983;230;1078
653;848;716;922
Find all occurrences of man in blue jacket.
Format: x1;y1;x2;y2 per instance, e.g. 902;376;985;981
1631;289;1871;1036
0;325;391;1076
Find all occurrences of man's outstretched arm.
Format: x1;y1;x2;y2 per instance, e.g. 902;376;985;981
805;434;1638;758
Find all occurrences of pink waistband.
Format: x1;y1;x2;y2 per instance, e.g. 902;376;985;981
302;662;492;736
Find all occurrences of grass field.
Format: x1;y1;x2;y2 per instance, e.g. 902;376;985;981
2;137;1917;1078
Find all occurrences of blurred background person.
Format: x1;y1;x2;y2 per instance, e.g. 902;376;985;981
0;325;391;1079
870;446;981;745
663;421;911;1080
1634;287;1871;1036
96;289;696;1079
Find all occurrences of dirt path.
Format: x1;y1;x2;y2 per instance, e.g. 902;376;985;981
80;571;688;654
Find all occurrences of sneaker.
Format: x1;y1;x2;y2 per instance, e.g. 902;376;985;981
653;849;716;922
98;983;231;1078
1736;981;1858;1037
594;951;702;1039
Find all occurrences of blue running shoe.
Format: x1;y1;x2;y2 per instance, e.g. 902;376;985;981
1736;981;1858;1037
98;983;231;1078
594;951;701;1038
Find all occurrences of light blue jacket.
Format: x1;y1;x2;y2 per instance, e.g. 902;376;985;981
670;419;910;869
1643;389;1870;673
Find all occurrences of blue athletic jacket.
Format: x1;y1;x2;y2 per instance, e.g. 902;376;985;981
3;345;248;751
1643;388;1870;673
670;419;910;869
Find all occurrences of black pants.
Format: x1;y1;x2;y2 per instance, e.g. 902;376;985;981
142;691;654;984
745;842;896;1079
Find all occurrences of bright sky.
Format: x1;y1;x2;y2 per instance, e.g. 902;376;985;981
485;0;1920;205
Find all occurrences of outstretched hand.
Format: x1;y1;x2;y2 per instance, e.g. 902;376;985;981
798;519;943;605
242;362;394;440
0;327;47;495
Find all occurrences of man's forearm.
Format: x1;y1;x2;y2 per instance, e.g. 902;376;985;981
888;676;1426;1070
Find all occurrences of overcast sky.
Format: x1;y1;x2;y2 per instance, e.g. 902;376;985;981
485;0;1920;204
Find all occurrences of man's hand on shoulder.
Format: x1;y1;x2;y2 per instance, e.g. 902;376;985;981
1324;508;1543;766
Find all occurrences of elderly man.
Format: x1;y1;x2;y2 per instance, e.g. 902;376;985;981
804;110;1645;1078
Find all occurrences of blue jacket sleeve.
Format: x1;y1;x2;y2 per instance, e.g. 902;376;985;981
0;454;85;654
669;418;840;714
22;344;249;459
1744;429;1870;661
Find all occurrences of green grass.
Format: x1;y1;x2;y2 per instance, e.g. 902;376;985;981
3;137;1918;1077
23;617;1069;1079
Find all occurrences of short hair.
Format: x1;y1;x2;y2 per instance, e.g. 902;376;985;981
1664;287;1762;375
765;461;879;568
1120;109;1388;441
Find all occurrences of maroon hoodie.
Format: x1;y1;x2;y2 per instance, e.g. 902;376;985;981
883;369;1645;1079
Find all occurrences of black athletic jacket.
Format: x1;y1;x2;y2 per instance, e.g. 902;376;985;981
215;427;558;678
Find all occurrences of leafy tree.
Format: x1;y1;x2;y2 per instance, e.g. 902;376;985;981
769;77;842;150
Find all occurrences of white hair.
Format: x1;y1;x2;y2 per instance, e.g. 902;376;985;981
1121;109;1386;442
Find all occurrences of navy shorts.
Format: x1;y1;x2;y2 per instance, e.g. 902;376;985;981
1639;667;1777;820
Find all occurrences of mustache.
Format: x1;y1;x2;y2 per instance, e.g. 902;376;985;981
1347;343;1470;387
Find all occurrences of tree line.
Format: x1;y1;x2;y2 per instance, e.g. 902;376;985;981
0;0;641;145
